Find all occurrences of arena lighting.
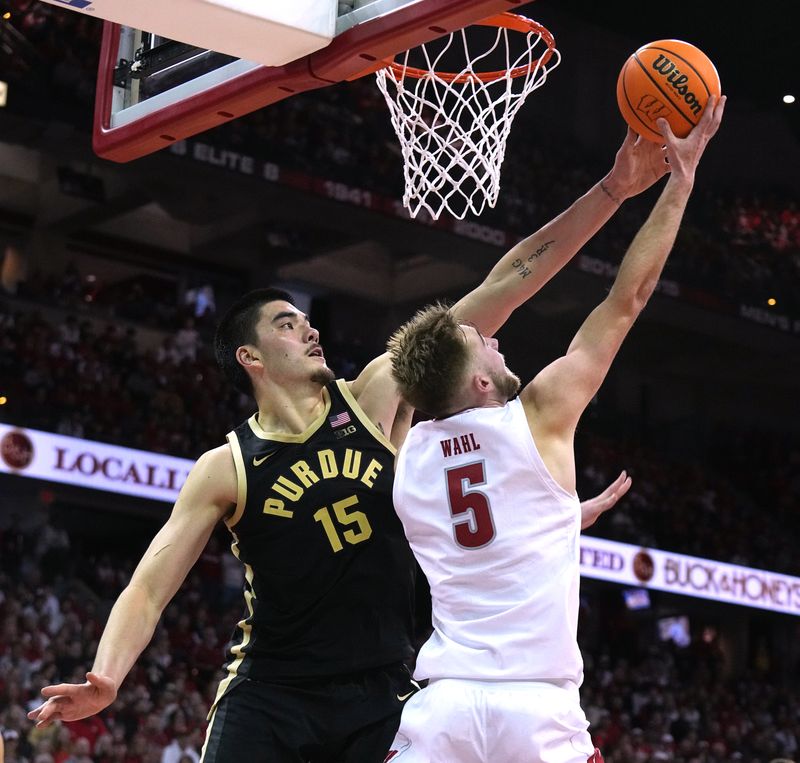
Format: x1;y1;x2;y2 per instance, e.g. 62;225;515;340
784;94;796;104
767;298;777;306
2;12;11;19
0;396;7;405
0;80;7;108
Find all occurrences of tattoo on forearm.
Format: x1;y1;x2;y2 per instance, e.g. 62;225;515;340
511;239;555;278
526;239;555;263
600;181;622;206
511;258;532;278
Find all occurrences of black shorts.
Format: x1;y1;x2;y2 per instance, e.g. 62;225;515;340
201;662;420;763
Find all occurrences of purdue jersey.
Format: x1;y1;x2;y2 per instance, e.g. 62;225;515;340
216;379;415;696
393;397;583;685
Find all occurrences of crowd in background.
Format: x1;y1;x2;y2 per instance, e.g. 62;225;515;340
0;294;241;459
0;0;100;122
577;431;800;578
0;504;243;763
2;280;799;577
1;501;799;763
0;272;369;458
3;191;800;571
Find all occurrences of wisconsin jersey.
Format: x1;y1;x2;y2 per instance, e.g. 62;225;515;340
393;397;583;685
216;379;415;697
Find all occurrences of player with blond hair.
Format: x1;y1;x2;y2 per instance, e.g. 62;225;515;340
385;98;725;763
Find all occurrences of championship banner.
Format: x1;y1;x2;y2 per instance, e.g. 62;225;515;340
580;535;800;617
0;424;192;503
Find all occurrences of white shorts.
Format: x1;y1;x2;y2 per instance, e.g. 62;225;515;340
384;678;596;763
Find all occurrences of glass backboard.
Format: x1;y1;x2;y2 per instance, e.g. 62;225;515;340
88;0;526;162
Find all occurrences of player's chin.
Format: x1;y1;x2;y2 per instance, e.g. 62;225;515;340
311;365;336;385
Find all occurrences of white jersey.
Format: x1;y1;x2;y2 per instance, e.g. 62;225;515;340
394;397;583;685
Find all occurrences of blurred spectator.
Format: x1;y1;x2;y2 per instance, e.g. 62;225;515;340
158;720;198;763
2;729;27;763
172;319;199;363
62;737;92;763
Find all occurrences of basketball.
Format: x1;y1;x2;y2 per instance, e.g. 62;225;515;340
616;39;721;142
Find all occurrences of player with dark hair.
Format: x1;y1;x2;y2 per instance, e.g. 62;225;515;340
384;98;725;763
28;126;670;761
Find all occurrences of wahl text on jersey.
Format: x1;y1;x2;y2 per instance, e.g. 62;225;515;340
440;433;481;458
263;447;384;517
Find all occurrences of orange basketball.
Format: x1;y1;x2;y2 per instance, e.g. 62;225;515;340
616;39;721;142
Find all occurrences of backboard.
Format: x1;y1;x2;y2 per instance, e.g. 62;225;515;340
87;0;527;162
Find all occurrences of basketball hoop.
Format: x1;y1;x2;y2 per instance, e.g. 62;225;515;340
375;12;560;221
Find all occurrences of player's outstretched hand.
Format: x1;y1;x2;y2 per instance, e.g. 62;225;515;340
580;470;632;530
608;127;671;200
657;94;726;182
27;672;117;728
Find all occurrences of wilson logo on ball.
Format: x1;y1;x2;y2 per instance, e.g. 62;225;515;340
635;95;673;123
651;55;703;115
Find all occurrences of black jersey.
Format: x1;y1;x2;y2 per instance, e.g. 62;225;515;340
215;379;416;696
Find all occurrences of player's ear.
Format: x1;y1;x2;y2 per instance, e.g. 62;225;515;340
473;372;491;394
236;345;262;369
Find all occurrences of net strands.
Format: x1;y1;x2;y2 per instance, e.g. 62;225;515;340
376;18;560;220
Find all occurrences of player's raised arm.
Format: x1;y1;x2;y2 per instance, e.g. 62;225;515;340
352;123;674;427
524;96;725;437
451;126;671;336
27;446;237;727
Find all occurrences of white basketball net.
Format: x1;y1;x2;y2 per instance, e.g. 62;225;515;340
375;17;560;220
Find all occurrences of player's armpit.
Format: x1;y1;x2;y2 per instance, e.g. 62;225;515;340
389;399;415;452
521;295;637;437
347;352;402;437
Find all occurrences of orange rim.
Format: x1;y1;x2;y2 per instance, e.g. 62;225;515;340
384;12;557;84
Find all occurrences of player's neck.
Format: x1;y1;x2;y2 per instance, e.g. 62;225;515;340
254;378;328;435
438;386;505;419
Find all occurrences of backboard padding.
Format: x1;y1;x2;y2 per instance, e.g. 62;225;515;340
93;0;527;162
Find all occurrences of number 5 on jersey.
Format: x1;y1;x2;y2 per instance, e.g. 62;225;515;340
446;462;496;549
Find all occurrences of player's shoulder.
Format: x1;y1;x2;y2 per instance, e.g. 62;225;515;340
195;442;235;468
170;444;238;521
346;352;392;395
188;444;237;492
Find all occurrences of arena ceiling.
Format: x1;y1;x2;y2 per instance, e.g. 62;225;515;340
0;0;796;334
